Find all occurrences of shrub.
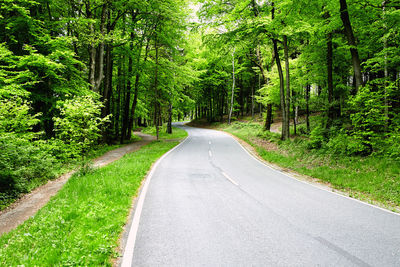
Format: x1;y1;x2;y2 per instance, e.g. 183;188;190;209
0;98;57;208
348;85;387;154
383;130;400;160
307;125;326;149
325;131;369;156
296;124;309;135
53;95;110;158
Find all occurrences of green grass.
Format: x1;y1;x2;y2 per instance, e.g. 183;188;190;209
0;134;143;211
216;121;400;208
142;125;188;140
0;140;179;266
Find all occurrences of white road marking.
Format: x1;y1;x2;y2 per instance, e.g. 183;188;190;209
121;136;189;267
222;172;239;186
209;150;212;157
209;141;211;145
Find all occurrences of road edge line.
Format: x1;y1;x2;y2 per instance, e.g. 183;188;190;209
227;134;400;217
120;136;189;267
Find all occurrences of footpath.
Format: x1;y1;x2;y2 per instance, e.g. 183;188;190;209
0;132;155;235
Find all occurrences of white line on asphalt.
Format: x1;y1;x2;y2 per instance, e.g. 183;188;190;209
222;171;239;186
209;150;212;157
120;136;189;267
230;136;400;217
209;141;211;145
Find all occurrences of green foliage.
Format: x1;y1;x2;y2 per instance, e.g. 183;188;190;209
325;131;367;156
0;134;57;201
0;97;39;137
0;97;57;209
348;84;388;154
0;44;33;98
53;95;110;157
307;125;326;149
385;129;400;160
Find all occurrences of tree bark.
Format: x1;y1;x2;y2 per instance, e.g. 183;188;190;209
154;34;160;140
306;84;310;133
115;57;122;138
271;2;287;139
251;74;255;119
294;105;298;135
265;104;272;131
120;33;133;144
339;0;363;92
273;39;287;140
228;48;235;124
283;35;290;139
167;101;172;134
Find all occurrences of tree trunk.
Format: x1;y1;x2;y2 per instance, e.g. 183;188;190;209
251;74;255;119
294;105;298;135
154;34;160;140
120;42;133;143
127;37;150;140
271;2;287;139
167;101;172;134
102;43;113;140
89;27;96;90
265;104;272;131
273;38;287;140
283;35;290;139
115;58;122;138
306;85;310;133
339;0;362;92
228;48;235;124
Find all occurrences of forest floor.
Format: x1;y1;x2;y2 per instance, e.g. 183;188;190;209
238;111;318;134
0;132;155;235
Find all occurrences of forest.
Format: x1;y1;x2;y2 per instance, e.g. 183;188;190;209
0;0;399;208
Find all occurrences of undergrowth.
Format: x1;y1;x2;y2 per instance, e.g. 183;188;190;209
142;125;188;140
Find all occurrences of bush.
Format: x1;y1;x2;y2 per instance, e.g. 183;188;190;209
325;131;369;156
0;98;58;208
0;134;56;189
383;130;400;160
348;85;387;154
296;124;309;135
53;95;110;158
307;125;326;149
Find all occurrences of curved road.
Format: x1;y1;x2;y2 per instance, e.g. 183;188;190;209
122;124;400;266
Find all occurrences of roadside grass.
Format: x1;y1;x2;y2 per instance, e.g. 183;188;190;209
199;120;400;208
142;125;188;140
0;135;141;211
0;140;179;266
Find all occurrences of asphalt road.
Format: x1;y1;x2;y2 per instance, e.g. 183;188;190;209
123;123;400;267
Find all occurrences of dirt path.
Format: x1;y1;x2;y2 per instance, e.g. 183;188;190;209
0;132;155;235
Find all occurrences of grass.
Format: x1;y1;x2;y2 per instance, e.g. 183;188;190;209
195;119;400;209
142;124;188;140
0;140;179;266
0;134;144;211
